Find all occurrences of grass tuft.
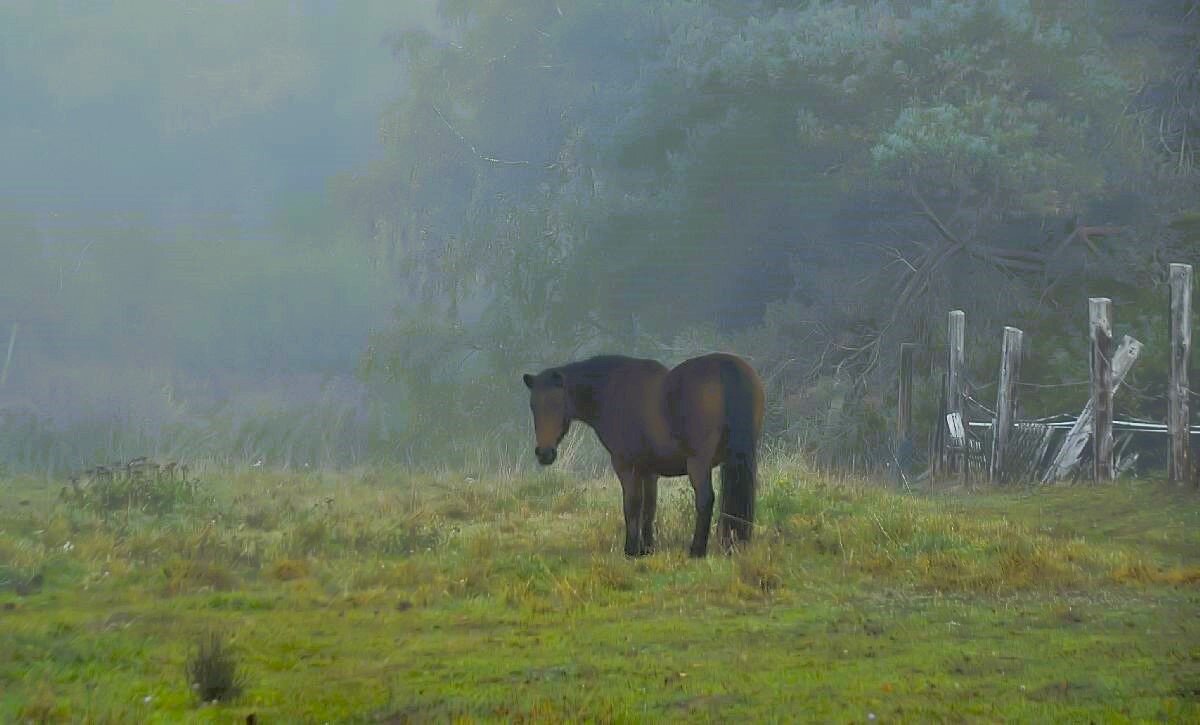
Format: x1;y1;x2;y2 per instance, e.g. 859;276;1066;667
731;538;785;598
186;632;246;705
163;558;238;595
266;557;310;582
16;681;67;724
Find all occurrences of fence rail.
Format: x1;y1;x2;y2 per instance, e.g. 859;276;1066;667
967;420;1200;434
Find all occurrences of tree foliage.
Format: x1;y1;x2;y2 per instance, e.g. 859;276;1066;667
350;0;1200;465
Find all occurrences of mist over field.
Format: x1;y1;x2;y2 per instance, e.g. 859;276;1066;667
0;0;1196;475
2;3;1200;721
0;1;444;471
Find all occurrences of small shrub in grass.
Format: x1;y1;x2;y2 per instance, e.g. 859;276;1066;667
513;471;572;505
62;468;201;514
729;540;785;599
17;681;67;723
267;557;310;581
186;632;246;705
464;529;500;560
500;577;536;608
588;555;635;593
577;511;618;554
163;558;238;595
756;478;812;527
239;505;279;530
288;517;329;556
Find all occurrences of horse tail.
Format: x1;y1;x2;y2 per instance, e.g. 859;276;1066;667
719;359;759;546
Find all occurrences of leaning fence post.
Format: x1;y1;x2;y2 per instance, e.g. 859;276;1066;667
1043;335;1141;483
1168;263;1193;485
945;310;965;472
990;326;1023;484
1090;298;1114;482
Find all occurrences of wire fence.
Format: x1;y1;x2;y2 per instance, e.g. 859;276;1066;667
916;267;1196;484
967;419;1200;433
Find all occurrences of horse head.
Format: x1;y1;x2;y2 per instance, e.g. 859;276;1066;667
522;369;570;465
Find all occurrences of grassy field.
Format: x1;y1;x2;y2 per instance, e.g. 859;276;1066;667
1;458;1198;723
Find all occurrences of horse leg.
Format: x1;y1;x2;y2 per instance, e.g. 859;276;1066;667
685;457;715;558
614;462;645;557
639;474;658;555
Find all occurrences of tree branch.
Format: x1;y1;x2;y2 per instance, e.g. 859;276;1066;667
432;104;532;167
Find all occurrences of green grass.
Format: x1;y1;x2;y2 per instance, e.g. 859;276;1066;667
1;462;1198;723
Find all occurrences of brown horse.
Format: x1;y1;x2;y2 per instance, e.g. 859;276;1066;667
522;353;764;558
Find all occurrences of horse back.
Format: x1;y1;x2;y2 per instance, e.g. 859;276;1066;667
589;356;674;460
665;353;765;453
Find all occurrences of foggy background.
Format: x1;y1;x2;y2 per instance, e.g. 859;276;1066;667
1;0;1196;475
0;1;444;471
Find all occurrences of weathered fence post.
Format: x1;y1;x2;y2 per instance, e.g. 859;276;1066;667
897;343;915;443
931;373;947;480
1090;298;1114;482
1043;335;1141;483
945;310;965;472
1168;263;1193;485
990;326;1023;484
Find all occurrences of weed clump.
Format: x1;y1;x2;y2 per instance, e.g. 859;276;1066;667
164;558;238;595
186;632;246;704
17;681;66;722
267;557;310;581
62;459;201;514
732;540;785;597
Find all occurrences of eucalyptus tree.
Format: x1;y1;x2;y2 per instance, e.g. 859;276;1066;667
351;0;1200;463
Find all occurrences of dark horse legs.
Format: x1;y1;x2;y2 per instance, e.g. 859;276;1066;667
685;456;715;558
616;460;711;558
616;462;655;557
639;474;658;553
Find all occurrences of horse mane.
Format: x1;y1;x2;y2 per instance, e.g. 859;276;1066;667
556;355;639;378
554;355;648;423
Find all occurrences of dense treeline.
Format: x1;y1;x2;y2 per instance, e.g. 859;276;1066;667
1;1;1197;473
347;0;1199;467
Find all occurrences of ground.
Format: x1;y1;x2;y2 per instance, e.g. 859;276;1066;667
1;458;1198;723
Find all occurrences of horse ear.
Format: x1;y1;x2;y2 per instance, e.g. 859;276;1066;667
549;371;564;387
522;373;535;389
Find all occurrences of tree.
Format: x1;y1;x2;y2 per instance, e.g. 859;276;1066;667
350;0;1200;465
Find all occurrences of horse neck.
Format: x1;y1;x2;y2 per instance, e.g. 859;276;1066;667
561;358;621;426
564;378;600;427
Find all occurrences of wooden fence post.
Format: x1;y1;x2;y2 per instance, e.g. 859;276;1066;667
1043;335;1141;483
945;310;965;471
897;343;915;443
931;372;947;480
990;326;1023;484
1090;298;1114;482
1168;263;1193;485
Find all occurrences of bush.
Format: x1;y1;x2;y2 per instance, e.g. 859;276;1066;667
61;460;201;514
186;632;246;705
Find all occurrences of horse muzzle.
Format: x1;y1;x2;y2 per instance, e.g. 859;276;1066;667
535;447;557;466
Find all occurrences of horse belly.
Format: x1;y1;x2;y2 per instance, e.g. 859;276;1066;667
651;455;687;477
646;442;688;477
